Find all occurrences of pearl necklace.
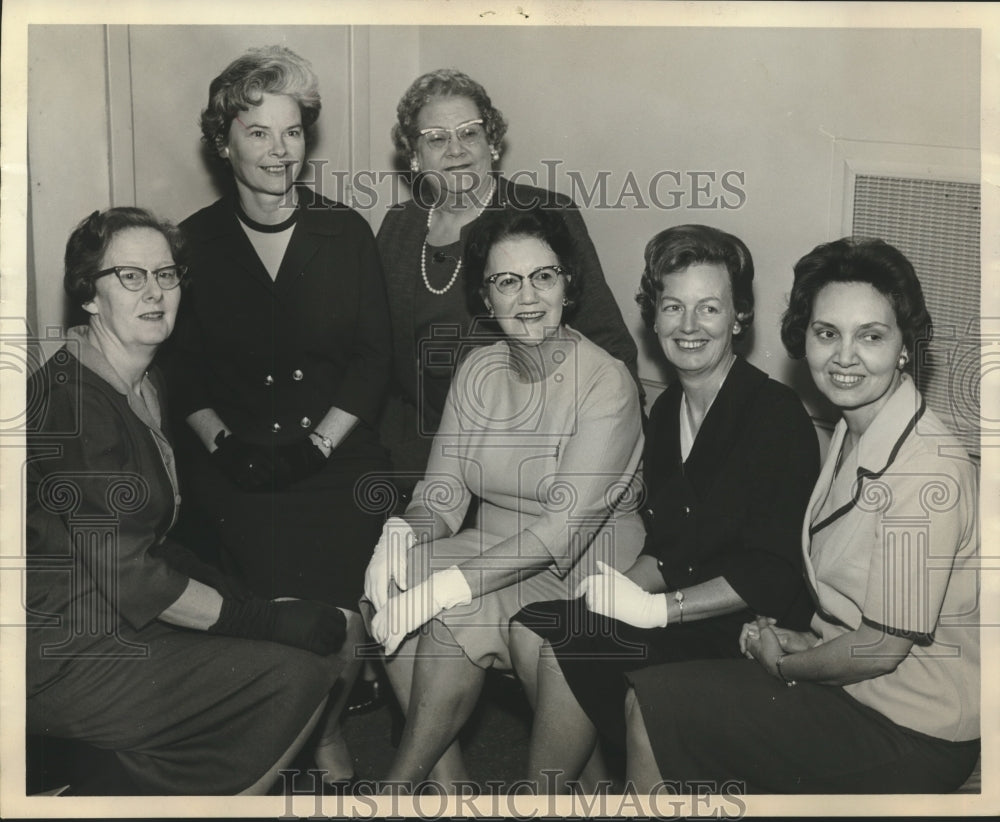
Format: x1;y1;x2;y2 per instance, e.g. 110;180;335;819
420;177;496;295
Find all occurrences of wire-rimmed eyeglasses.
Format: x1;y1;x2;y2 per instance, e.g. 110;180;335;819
417;119;486;152
93;265;186;291
485;265;567;296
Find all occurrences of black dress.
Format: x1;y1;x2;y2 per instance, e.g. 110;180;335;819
513;358;820;751
165;187;392;607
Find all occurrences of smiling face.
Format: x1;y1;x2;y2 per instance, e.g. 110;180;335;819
414;95;492;197
655;262;738;383
221;92;305;203
484;236;565;347
84;227;180;350
806;280;905;432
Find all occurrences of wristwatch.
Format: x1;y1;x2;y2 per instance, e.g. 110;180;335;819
673;589;685;624
310;432;334;455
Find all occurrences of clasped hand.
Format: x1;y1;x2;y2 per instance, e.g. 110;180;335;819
575;561;668;629
363;517;416;613
739;616;815;669
213;432;328;491
370;566;472;656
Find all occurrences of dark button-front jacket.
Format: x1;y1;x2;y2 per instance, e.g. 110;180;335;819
641;357;820;626
168;186;391;445
376;174;641;412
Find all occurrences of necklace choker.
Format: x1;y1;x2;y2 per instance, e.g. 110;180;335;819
421;177;496;295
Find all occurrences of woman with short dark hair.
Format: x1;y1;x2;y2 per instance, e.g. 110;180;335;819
624;237;980;794
363;205;646;789
511;224;820;793
27;208;348;794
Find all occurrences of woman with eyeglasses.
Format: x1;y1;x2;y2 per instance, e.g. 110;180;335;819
26;208;350;794
377;69;640;503
509;225;821;793
362;205;646;790
164;45;391;783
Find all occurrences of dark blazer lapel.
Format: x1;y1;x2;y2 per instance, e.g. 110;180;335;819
273;188;339;298
682;357;767;495
202;198;275;291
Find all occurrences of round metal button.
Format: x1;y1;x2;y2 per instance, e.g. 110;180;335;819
265;375;274;386
687;565;694;575
292;369;304;381
683;505;691;515
299;416;312;428
271;422;282;433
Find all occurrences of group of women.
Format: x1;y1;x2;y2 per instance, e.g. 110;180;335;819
25;45;979;796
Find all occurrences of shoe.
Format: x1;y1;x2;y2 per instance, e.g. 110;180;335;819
346;679;384;715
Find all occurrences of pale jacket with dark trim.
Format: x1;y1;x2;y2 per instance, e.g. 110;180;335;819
805;375;979;741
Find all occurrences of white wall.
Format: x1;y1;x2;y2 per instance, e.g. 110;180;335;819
26;25;980;423
405;26;980;414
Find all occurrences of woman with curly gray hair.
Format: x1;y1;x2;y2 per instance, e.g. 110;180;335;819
376;69;640;500
165;45;392;786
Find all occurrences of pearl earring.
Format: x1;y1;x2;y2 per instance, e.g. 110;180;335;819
733;322;741;334
490;145;500;162
898;352;909;370
410;157;420;173
562;298;568;307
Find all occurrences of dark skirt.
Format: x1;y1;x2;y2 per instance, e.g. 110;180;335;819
627;658;981;793
27;620;340;794
512;597;747;752
180;424;388;609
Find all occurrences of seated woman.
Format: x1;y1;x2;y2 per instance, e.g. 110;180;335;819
25;208;349;795
363;205;646;789
624;238;980;794
510;224;820;793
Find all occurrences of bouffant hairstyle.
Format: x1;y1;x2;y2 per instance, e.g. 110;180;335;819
635;224;755;337
463;206;582;319
392;69;508;158
64;207;186;305
780;237;932;361
200;45;321;156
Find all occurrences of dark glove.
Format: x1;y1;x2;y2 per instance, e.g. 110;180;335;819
209;596;347;656
211;431;275;491
272;436;328;489
152;542;253;602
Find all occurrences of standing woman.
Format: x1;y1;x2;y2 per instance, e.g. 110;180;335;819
624;238;980;793
377;69;640;495
167;46;391;781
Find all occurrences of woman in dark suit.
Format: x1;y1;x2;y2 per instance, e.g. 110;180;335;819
27;207;348;794
510;225;820;793
166;45;390;782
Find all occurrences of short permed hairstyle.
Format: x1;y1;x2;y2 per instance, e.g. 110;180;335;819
200;45;321;156
780;237;932;360
64;207;186;306
392;69;508;158
635;224;755;336
463;205;582;319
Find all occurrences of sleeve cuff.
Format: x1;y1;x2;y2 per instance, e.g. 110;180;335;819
861;615;934;647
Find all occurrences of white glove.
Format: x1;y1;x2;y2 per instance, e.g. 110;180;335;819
364;517;416;613
371;565;472;656
575;561;669;629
